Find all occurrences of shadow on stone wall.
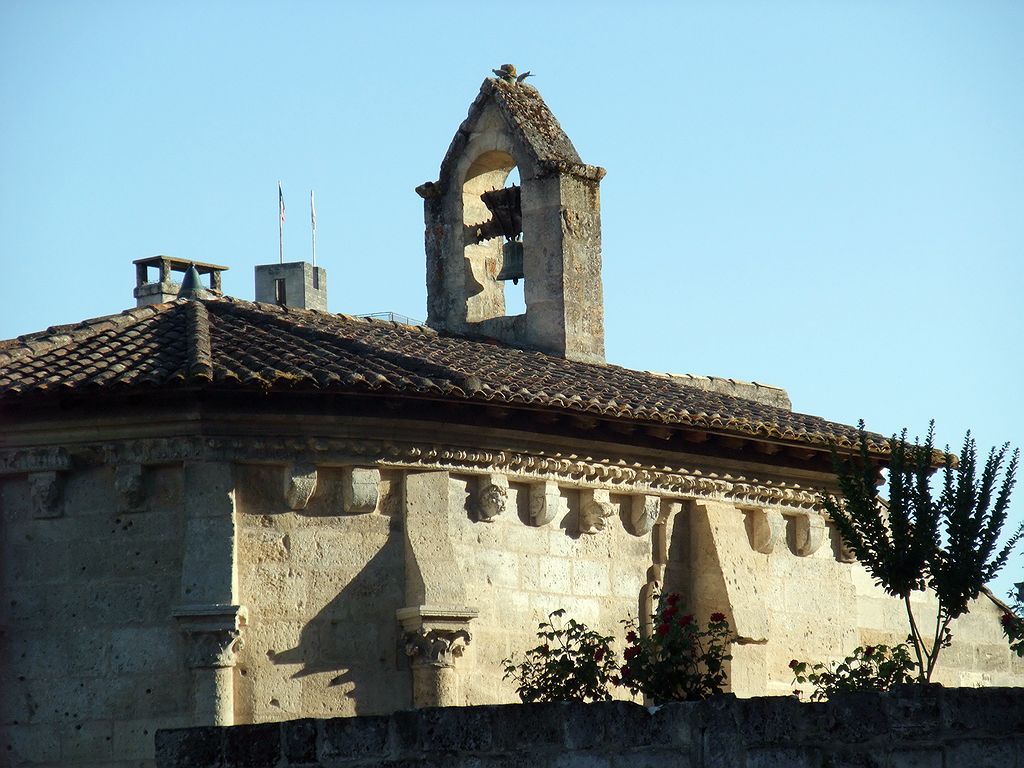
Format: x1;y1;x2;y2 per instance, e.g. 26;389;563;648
268;523;409;715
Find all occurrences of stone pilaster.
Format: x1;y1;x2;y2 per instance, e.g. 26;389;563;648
401;471;478;707
176;461;242;726
173;604;246;727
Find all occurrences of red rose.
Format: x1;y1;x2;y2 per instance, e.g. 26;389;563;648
663;606;678;620
788;659;799;669
624;646;638;660
626;631;638;643
679;614;693;627
657;623;670;636
710;612;726;623
621;665;632;678
863;646;875;657
666;594;680;606
595;648;605;662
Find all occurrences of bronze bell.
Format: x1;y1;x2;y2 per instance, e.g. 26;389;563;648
496;240;524;284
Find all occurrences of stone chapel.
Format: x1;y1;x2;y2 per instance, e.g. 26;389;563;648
1;70;1019;768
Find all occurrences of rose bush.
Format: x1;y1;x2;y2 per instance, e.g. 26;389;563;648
616;593;733;702
501;609;619;702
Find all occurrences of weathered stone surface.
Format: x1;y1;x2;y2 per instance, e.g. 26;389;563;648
155;689;1024;768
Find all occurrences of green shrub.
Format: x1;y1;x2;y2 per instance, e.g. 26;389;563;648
501;609;618;702
790;643;916;701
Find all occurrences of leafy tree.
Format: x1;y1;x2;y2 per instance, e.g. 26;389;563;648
1001;583;1024;658
823;422;1021;682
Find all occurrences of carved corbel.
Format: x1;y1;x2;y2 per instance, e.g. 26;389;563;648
114;463;146;513
835;526;857;563
794;512;827;556
529;480;560;526
173;604;247;669
579;488;614;534
747;508;786;554
28;471;64;519
343;467;380;514
629;494;660;536
284;463;318;510
474;474;508;522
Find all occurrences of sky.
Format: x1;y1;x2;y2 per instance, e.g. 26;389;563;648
1;1;1022;598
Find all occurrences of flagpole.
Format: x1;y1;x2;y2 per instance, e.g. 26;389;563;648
278;181;285;264
310;190;317;267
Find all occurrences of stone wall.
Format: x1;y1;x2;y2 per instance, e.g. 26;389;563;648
233;464;409;723
155;686;1024;767
1;465;191;767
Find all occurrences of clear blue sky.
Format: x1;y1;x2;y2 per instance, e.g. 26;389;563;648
2;1;1022;598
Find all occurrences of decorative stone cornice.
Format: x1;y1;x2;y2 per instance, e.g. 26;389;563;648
1;434;829;513
0;447;71;475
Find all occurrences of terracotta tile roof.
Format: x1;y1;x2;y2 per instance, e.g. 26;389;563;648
0;297;879;451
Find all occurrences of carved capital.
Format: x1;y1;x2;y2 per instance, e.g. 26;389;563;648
284;463;318;510
794;512;827;556
173;604;247;669
404;627;471;668
529;480;560;526
397;605;478;669
629;494;660;536
747;508;786;554
579;488;614;534
114;463;146;513
343;467;380;514
28;471;64;519
475;474;508;522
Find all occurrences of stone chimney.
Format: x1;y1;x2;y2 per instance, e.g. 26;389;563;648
254;262;328;311
418;69;606;364
134;256;228;307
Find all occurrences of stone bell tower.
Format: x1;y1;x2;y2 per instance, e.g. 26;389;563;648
418;66;606;364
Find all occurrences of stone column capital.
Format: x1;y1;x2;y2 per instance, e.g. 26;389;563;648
173;603;247;669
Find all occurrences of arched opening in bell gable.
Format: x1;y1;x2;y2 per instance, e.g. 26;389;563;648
461;150;526;320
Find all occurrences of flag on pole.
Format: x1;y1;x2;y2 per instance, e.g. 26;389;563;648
279;182;286;224
310;190;318;267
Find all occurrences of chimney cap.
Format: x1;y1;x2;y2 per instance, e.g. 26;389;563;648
133;255;229;273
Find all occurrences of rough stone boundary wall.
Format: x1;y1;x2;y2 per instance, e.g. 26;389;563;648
156;687;1024;768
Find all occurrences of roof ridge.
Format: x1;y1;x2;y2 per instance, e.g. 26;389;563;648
216;297;437;335
0;302;175;367
185;300;214;381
